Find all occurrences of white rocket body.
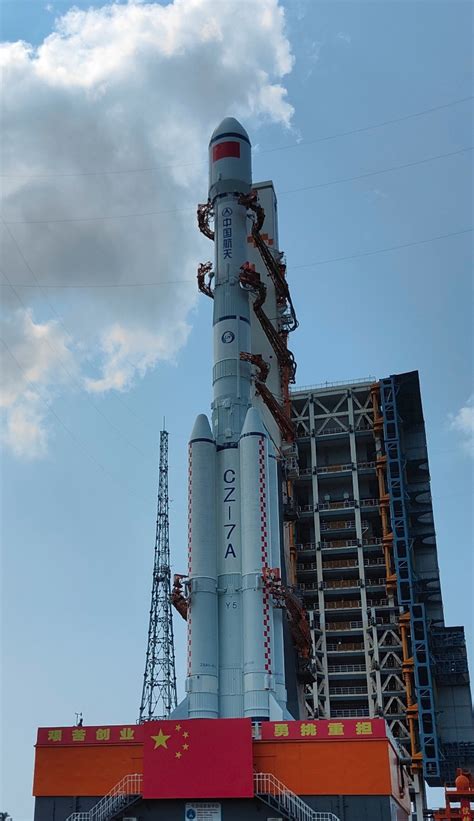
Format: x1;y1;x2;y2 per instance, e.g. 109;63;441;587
182;118;288;721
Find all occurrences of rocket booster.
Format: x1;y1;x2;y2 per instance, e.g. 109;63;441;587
185;118;288;721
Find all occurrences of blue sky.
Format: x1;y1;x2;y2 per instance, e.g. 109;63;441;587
1;1;472;818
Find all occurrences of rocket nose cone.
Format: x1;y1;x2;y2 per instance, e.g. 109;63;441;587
240;406;266;438
209;117;250;145
190;413;214;442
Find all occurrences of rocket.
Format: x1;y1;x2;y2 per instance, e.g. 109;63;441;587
179;118;290;722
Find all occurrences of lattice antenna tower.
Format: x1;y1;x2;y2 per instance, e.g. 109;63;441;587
139;428;177;722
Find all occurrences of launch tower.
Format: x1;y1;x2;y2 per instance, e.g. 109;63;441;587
139;428;177;722
289;373;474;810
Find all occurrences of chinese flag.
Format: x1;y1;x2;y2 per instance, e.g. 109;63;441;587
143;718;254;799
212;141;241;162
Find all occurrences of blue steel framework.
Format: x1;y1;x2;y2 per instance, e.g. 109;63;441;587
380;377;440;783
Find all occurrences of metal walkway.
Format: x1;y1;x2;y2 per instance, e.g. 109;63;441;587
255;772;339;821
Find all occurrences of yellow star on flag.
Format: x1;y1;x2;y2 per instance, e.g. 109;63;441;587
175;751;182;759
151;729;171;749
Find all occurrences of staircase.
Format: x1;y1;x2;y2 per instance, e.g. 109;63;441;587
65;773;142;821
64;770;339;821
254;772;340;821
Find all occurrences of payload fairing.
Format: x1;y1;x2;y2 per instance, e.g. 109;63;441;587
178;118;290;722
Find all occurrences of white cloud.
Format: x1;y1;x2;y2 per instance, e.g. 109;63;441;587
85;320;190;393
0;309;76;458
1;0;294;457
3;393;50;459
449;396;474;457
336;31;352;44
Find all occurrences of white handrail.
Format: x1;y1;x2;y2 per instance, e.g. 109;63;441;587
65;773;143;821
66;770;340;821
254;771;339;821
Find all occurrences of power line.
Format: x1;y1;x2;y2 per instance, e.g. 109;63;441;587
2;204;194;225
262;94;474;154
0;276;189;288
279;146;472;196
1;219;77;343
291;227;473;269
1;94;472;179
3;144;470;226
0;257;154;462
1;226;471;288
1;218;157;432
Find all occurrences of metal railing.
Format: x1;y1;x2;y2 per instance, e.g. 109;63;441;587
326;599;360;609
291;376;375;392
369;615;398;626
330;686;367;695
328;664;366;673
318;498;379;511
316;463;353;474
299;558;384;572
326;642;364;652
320;521;356;531
324;579;360;589
65;774;142;821
323;558;358;569
321;539;359;549
315;426;350;436
316;461;376;475
326;621;363;631
318;499;355;510
254;772;339;821
331;708;369;717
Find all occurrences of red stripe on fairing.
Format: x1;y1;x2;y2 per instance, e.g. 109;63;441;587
212;141;241;162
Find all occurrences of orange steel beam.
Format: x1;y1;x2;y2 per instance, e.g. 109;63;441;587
287;510;297;585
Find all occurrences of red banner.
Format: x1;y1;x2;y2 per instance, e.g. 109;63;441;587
143;718;254;799
37;724;142;746
212;141;240;162
260;718;387;742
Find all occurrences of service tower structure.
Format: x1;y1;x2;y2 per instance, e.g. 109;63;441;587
178;118;289;722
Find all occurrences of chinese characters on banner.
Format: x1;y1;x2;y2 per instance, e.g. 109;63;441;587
36;725;142;746
260;718;387;742
37;718;386;747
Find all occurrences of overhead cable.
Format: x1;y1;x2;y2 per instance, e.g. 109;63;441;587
3;145;471;226
1;227;471;288
1;94;472;178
